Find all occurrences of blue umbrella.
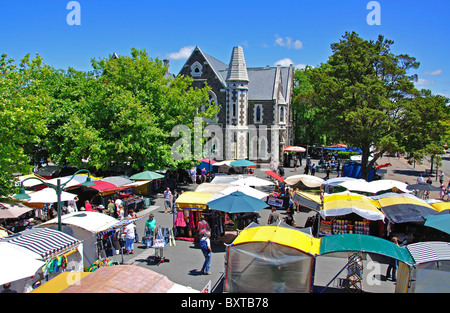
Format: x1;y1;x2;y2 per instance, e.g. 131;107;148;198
207;191;268;213
230;160;256;167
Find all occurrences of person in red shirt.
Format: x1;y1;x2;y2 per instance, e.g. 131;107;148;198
84;200;93;211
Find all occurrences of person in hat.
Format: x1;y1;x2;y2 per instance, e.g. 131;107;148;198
144;213;156;248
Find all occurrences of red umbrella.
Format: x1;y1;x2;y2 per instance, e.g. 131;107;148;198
199;158;216;164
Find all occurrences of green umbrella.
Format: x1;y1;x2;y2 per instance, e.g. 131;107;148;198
207;191;268;213
230;160;256;167
129;171;164;180
424;214;450;235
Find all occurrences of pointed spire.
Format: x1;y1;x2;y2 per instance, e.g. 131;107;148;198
226;46;249;82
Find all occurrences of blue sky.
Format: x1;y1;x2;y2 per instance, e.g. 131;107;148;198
0;0;448;98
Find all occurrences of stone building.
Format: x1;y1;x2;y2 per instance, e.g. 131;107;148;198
178;46;294;163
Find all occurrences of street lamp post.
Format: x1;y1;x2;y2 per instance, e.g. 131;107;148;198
13;169;95;231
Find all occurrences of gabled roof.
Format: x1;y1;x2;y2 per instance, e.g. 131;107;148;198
181;47;293;101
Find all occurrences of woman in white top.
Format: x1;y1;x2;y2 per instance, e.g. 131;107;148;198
117;205;125;220
124;222;136;254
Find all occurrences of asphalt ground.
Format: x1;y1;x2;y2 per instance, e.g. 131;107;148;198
108;155;446;293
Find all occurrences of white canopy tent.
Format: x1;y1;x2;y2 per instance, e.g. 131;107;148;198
37;211;122;268
229;176;274;187
0;242;44;285
209;185;269;202
284;175;324;188
27;187;78;203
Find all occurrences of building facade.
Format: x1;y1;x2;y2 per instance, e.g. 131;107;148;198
178;46;294;163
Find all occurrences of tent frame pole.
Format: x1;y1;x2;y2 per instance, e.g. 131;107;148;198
318;253;359;293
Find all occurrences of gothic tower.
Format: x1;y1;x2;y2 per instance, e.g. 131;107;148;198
225;46;249;160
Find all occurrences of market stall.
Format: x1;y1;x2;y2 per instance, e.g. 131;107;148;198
208;191;268;232
174;192;214;240
0;227;83;293
224;223;321;293
396;241;450;293
37;211;142;268
318;233;415;293
372;192;439;242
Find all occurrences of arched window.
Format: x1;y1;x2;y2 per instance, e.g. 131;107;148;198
190;61;203;77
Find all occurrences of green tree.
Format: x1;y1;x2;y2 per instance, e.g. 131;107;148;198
309;32;422;180
400;90;450;173
0;53;49;197
41;48;218;174
292;67;333;146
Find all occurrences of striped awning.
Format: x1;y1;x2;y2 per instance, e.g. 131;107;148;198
6;228;80;260
406;241;450;264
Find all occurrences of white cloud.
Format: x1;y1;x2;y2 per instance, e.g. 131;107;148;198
424;69;444;76
274;35;303;50
167;46;195;60
415;78;435;86
274;58;312;69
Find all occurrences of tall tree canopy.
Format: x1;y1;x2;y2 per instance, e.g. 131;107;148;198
0;53;49;197
41;48;218;174
306;31;449;180
0;48;217;196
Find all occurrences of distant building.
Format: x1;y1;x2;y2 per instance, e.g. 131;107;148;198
178;46;294;163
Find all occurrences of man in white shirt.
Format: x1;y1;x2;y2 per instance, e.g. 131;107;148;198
164;187;172;214
200;231;212;275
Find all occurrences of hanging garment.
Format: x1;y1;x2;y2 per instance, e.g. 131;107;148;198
189;211;195;228
174;210;186;227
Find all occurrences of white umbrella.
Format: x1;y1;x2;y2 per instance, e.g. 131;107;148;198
27;188;77;203
284;175;324;188
209;185;269;201
0;243;44;285
229;176;274;187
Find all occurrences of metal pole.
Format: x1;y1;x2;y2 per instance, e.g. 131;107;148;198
56;179;62;232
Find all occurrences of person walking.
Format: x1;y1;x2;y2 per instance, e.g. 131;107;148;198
144;214;156;248
386;237;399;281
311;163;316;176
123;222;136;254
439;171;445;185
107;199;115;217
200;231;212;275
267;207;280;224
164;187;172;214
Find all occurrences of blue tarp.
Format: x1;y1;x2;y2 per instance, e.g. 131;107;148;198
196;161;218;173
311;146;363;154
342;162;375;182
